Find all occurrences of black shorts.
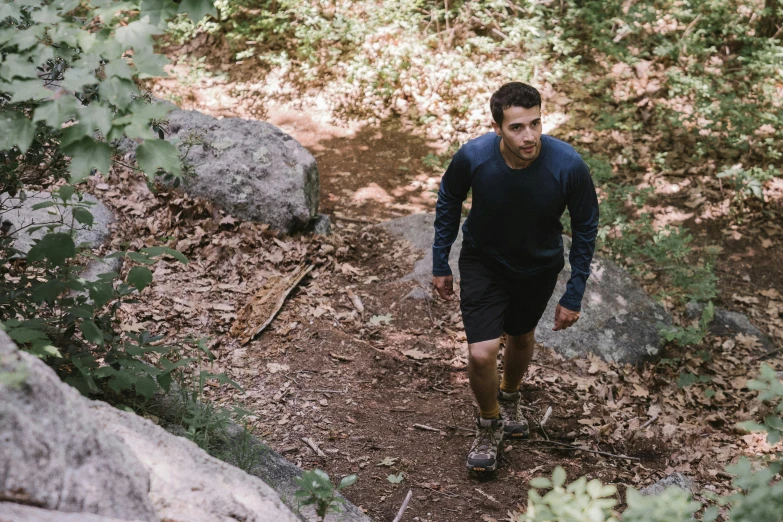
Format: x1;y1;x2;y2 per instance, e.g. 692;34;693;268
458;244;564;344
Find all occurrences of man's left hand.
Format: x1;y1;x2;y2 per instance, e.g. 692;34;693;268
553;303;580;331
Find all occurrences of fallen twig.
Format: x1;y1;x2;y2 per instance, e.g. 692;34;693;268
540;406;553;427
346;288;365;316
474;487;500;504
413;423;444;434
752;346;783;361
392;489;413;522
413;482;459;498
525;440;640;461
301;437;327;458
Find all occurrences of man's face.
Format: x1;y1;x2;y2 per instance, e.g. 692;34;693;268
491;106;542;163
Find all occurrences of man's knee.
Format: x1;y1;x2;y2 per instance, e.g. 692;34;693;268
468;340;500;368
507;329;535;347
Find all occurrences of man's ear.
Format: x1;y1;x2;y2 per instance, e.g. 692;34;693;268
491;120;501;135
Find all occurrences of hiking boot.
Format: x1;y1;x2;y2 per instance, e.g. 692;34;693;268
498;388;529;439
466;415;505;474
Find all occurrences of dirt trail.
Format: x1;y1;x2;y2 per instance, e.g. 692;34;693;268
139;72;783;520
141;99;670;520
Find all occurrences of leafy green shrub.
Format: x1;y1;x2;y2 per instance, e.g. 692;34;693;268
0;0;218;400
660;301;715;347
522;365;783;521
294;469;358;522
0;186;192;397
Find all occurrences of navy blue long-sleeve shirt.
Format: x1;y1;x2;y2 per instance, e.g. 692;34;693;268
433;133;599;312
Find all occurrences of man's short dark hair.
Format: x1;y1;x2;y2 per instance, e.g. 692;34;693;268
490;82;541;125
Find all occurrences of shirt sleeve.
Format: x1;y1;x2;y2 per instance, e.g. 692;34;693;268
433;148;472;276
559;159;599;312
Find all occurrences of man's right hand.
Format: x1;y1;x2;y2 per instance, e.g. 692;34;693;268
432;275;455;301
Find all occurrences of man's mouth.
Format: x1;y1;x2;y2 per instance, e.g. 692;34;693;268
520;144;536;154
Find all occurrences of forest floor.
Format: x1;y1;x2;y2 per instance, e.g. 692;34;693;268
99;49;783;520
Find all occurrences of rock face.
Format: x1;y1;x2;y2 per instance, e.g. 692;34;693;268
639;473;694;496
379;212;463;300
0;331;300;521
125;107;320;233
0;332;157;521
1;190;114;253
381;213;670;364
536;236;671;365
686;302;775;352
1;190;121;280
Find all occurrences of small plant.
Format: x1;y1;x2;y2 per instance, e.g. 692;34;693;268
660;301;715;348
294;469;357;522
737;363;783;444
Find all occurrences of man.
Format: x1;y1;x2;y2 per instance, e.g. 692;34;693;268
431;82;599;474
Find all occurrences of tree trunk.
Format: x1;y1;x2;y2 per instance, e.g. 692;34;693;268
759;0;781;38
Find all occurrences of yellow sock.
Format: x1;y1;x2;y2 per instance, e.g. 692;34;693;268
479;402;500;419
500;374;522;394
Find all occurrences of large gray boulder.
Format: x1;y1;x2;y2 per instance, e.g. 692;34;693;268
382;213;670;364
0;331;157;521
124;107;320;233
0;331;301;521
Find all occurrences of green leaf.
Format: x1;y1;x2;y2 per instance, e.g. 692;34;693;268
135;375;158;399
86;280;114;309
93;0;136;23
178;0;217;22
677;371;698;388
98;76;138;110
552;466;567;488
10;25;44;50
58;184;74;202
31;5;61;24
136;139;182;177
31;279;67;303
7;326;50;344
0;54;38;81
126;251;156;265
104;59;134;81
31;200;56;210
386;473;404;484
530;477;552;489
141;246;189;263
127;266;153;292
0;2;23;20
33;95;79;128
115;16;161;49
0;111;35;153
108;371;133;393
73;207;94;226
60;65;99;93
338;474;357;489
133;49;170;78
50;22;79;47
27;233;75;265
64;137;112;182
6;79;53;103
77;104;113;136
140;0;178;27
80;319;104;346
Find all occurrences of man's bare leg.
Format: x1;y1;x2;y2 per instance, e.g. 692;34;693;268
500;329;535;392
467;338;502;418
